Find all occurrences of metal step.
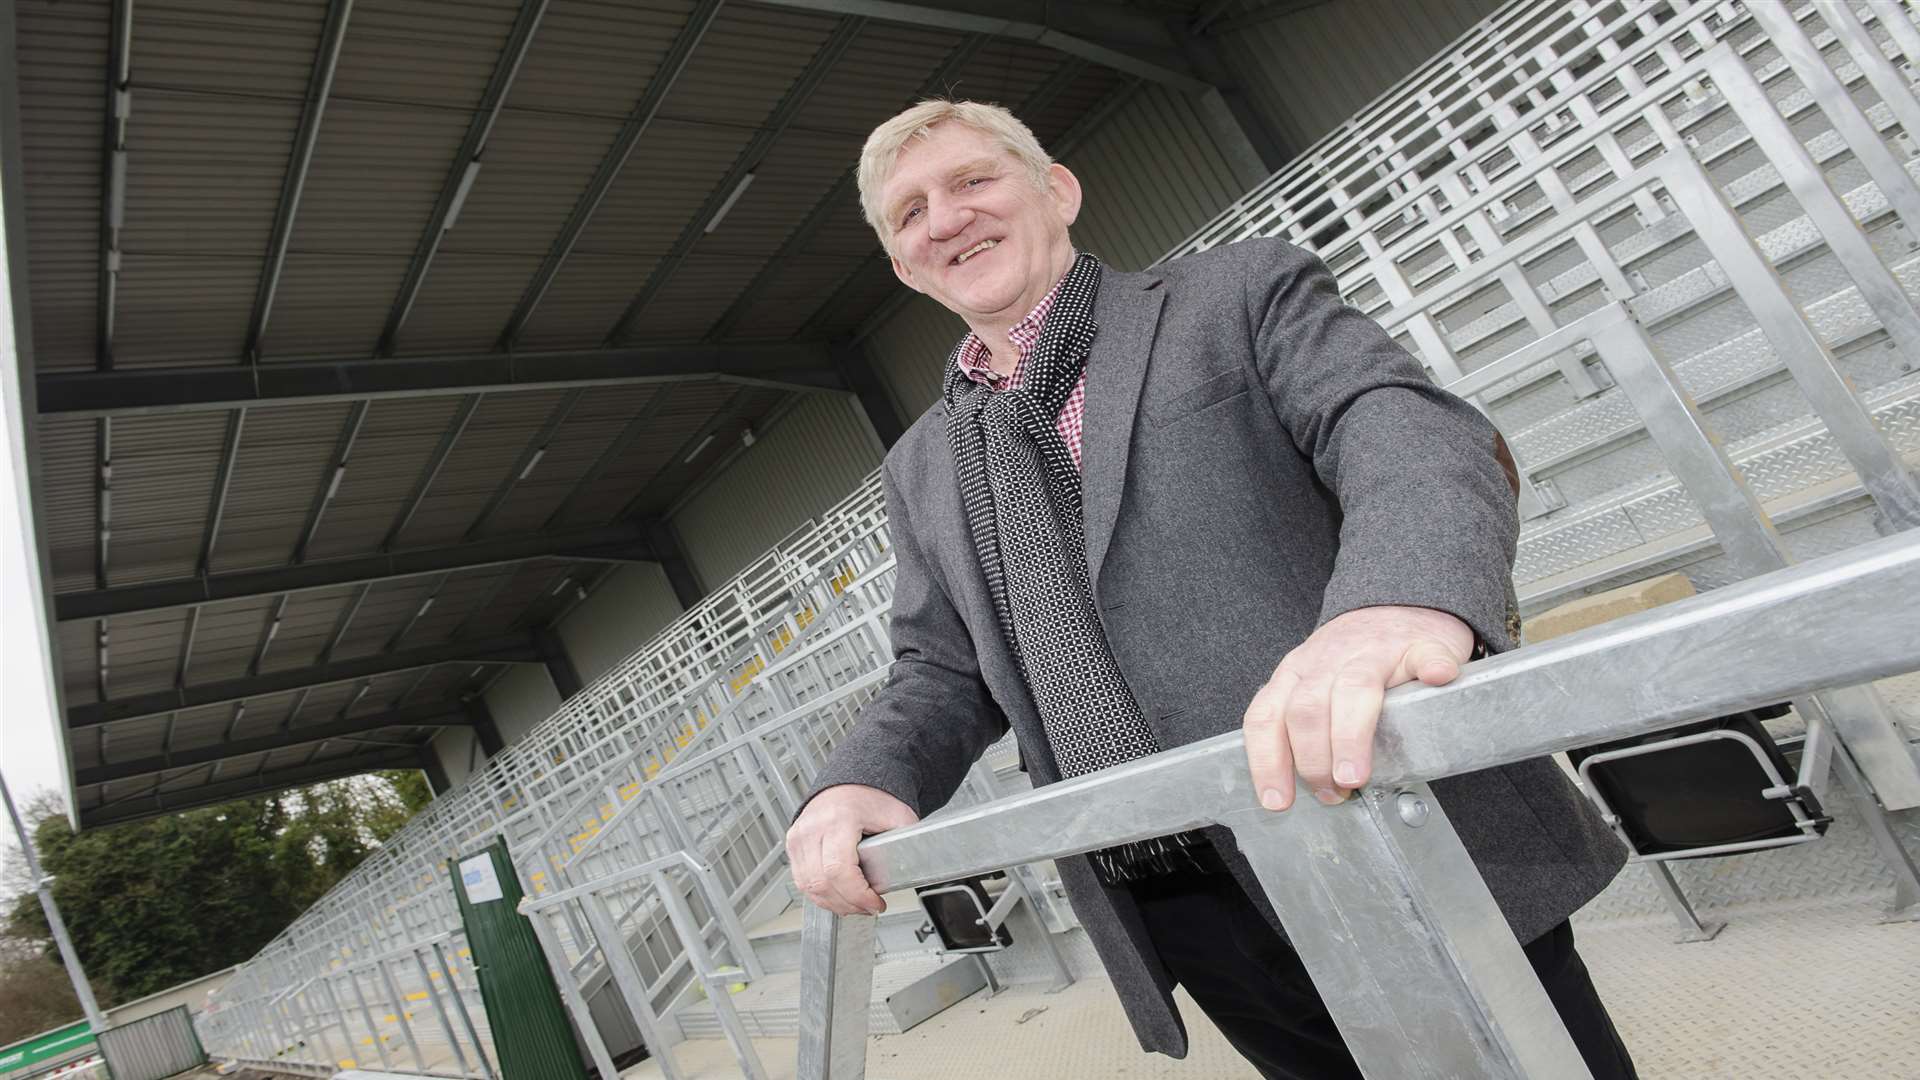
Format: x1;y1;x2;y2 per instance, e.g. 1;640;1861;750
672;952;984;1040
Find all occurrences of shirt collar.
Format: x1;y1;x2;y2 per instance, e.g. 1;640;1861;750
955;265;1072;391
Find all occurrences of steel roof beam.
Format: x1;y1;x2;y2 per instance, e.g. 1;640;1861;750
293;401;368;563
744;0;1205;90
542;386;679;529
614;385;753;521
198;409;246;575
465;390;582;539
246;0;355;359
75;701;469;786
95;0;132;369
602;17;866;346
55;521;658;620
382;394;481;550
495;0;727;351
378;0;550;356
80;745;423;827
67;632;540;728
37;342;842;417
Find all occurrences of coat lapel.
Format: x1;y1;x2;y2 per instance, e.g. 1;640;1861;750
1081;267;1165;590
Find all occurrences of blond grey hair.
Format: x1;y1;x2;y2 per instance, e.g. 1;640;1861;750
857;99;1054;249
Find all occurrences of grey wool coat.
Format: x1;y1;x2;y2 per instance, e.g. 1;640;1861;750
808;238;1625;1057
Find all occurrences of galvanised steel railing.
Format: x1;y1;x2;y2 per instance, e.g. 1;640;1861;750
798;526;1920;1079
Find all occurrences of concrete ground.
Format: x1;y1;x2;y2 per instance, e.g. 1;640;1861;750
624;896;1920;1080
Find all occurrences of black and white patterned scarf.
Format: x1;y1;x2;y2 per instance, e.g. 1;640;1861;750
942;253;1206;884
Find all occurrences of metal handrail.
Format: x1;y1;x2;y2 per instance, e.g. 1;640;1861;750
800;528;1920;1079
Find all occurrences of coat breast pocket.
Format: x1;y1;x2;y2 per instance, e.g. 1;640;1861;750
1148;367;1250;427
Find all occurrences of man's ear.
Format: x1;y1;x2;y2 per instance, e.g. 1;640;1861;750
1048;162;1083;228
889;250;925;294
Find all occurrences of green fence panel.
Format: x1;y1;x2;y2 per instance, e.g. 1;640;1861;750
0;1021;95;1078
451;839;590;1080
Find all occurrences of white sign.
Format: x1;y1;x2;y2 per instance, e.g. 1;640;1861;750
459;854;505;904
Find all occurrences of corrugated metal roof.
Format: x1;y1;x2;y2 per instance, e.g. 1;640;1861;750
209;401;355;573
14;0;108;374
13;0;1259;820
301;395;467;560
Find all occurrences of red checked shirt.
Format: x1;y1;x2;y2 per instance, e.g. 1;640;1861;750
954;275;1088;470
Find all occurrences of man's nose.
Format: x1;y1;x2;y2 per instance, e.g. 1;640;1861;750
926;195;972;241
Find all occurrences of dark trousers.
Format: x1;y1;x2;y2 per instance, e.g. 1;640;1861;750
1133;870;1639;1080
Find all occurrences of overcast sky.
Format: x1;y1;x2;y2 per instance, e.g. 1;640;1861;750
1;167;69;830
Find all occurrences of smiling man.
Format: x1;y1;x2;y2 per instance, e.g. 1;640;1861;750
785;100;1638;1079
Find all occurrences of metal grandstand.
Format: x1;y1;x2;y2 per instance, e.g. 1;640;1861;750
7;0;1920;1076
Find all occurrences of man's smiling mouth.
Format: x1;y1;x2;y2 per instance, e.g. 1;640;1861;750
953;239;998;265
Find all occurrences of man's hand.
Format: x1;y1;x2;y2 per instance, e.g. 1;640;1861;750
786;784;919;915
1242;605;1474;810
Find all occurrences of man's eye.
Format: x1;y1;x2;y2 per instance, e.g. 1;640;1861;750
965;177;990;188
901;206;923;225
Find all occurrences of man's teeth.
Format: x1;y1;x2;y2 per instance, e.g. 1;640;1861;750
955;239;998;264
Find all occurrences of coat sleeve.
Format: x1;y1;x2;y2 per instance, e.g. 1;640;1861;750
802;456;1010;817
1244;238;1522;652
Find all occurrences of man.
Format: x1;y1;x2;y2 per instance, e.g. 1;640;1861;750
785;99;1637;1079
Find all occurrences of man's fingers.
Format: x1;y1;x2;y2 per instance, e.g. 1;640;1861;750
1243;668;1298;811
1283;674;1337;801
816;825;885;916
1402;637;1465;686
1328;661;1387;793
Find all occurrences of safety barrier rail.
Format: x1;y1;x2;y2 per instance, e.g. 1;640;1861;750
798;526;1920;1079
200;929;494;1078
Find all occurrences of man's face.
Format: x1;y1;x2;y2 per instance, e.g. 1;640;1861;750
878;122;1081;325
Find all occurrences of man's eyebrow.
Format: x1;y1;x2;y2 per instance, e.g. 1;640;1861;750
886;157;1005;220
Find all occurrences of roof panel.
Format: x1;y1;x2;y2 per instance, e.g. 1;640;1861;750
304;395;468;560
692;127;852;259
253;587;357;673
513;254;661;351
787;21;963;136
572;120;755;259
557;382;743;523
168;705;238;753
15;0;109;374
38;416;101;594
58;620;98;707
258;253;407;358
120;90;298;256
435;109;623;256
185;594;278;684
722;253;867;339
107;412;230;586
110;254;262;368
288;98;471;257
325;576;439;661
653;6;840;128
948;39;1068;114
480;384;665;532
135;0;330;100
210;401;356;573
508;0;697;117
618;251;760;342
610;387;792;518
397;251;543;353
330;0;525;108
450;560;561;639
102;607;190;700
